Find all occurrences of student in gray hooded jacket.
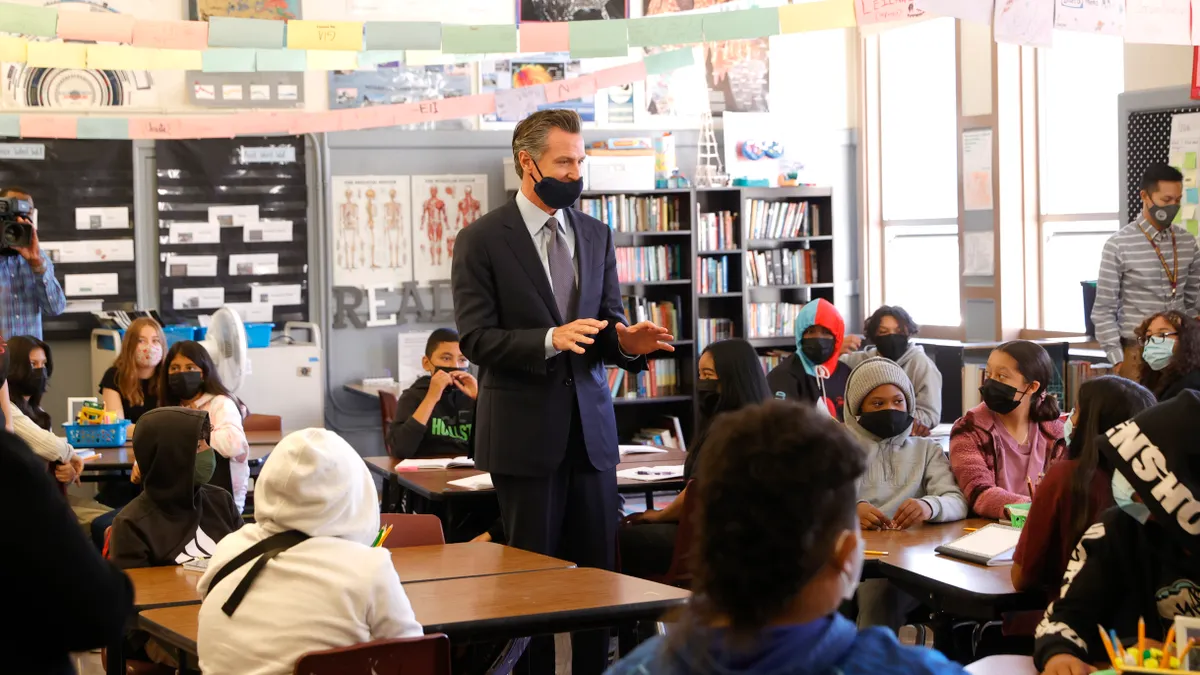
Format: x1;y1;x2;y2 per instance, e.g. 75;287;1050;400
845;357;967;630
841;305;942;435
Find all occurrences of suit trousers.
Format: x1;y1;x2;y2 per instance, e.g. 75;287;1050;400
491;399;619;675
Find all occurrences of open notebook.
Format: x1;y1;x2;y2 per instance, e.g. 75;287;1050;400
934;524;1022;566
615;465;685;482
395;456;474;470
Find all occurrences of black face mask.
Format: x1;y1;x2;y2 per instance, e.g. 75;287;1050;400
979;379;1025;415
531;162;584;210
433;366;467;374
800;337;836;366
20;367;46;395
168;371;205;400
696;379;721;418
874;334;909;362
858;408;914;439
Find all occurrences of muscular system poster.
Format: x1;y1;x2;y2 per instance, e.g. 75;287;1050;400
331;175;413;287
410;175;488;284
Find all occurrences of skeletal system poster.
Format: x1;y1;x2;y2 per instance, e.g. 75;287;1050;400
331;175;413;288
410;175;488;284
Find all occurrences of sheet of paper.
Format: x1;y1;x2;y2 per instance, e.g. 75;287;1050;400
132;19;209;50
63;298;104;314
949;525;1021;558
224;302;274;322
42;240;133;264
306;50;360;71
0;117;21;139
168;222;220;244
56;9;134;44
519;22;569;53
208;205;258;228
447;473;493;490
0;3;58;37
963;231;994;276
627;14;705;47
778;0;858;32
251;283;302;306
151;48;203;71
1054;0;1124;35
494;86;548;122
701;7;779;39
569;20;630;59
363;21;441;50
397;330;434;387
441;24;518;54
202;48;257;73
619;444;668;455
229;253;279;276
206;16;286;49
287;20;364;51
0;36;26;63
74;206;129;230
76;118;130;141
20;116;77;139
643;47;695;76
594;61;648;89
173;287;225;310
1125;0;1190;44
256;49;308;72
615;465;686;482
962;129;994;211
26;42;87;69
166;254;218;277
545;76;597;105
993;0;1054;46
854;0;924;25
243;219;293;243
65;273;118;297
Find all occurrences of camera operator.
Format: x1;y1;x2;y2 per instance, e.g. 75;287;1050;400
0;187;65;340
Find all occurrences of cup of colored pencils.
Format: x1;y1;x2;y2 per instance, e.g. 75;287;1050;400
371;524;393;548
1097;618;1196;672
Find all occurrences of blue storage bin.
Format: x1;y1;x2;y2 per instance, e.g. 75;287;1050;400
64;420;130;448
162;324;198;347
245;323;275;348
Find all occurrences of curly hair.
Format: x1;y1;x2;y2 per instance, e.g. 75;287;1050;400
863;305;919;341
1135;310;1200;398
683;400;865;639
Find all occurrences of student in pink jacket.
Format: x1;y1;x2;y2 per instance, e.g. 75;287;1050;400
949;340;1066;519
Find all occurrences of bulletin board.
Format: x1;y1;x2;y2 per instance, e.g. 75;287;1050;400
1126;105;1200;224
155;137;310;327
0;139;137;341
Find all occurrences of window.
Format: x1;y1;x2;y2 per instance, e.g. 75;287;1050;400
878;18;960;325
1038;32;1124;331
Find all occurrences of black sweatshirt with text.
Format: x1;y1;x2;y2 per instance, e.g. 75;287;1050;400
387;375;475;460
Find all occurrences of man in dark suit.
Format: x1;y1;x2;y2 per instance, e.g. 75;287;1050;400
452;109;673;675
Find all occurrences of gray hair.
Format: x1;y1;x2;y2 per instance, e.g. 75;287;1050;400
511;109;582;179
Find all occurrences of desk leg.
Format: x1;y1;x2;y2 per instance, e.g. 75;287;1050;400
644;489;654;510
381;475;401;513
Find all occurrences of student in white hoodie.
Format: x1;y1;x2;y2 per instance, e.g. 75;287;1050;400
844;357;967;631
197;428;423;675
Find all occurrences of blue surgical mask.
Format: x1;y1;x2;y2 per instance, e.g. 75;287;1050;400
1063;412;1074;446
1143;337;1176;372
1112;470;1151;524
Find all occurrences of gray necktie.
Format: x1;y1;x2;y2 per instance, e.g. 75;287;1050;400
544;217;576;320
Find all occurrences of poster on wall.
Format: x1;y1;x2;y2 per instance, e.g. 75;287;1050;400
479;55;595;123
410;175;488;283
188;72;305;108
518;0;628;22
189;0;300;20
2;0;183;110
331;175;414;287
328;65;476;130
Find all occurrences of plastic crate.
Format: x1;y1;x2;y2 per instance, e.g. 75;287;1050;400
245;323;275;348
163;324;198;347
1005;503;1030;529
64;421;130;448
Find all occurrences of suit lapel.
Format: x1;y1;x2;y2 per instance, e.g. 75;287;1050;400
502;199;564;324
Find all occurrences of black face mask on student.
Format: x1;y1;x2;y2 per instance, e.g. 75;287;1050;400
433;366;467;374
874;334;909;362
18;367;46;395
696;379;721;418
979;379;1025;415
168;371;205;400
531;162;584;210
800;337;836;366
858;408;913;439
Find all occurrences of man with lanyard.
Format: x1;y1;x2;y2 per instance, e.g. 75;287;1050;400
1092;163;1200;379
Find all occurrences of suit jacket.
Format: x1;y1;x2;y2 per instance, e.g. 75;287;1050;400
451;199;646;477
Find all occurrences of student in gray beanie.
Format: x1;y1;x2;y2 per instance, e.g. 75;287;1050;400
845;357;967;630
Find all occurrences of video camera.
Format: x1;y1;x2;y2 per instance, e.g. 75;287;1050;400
0;197;34;251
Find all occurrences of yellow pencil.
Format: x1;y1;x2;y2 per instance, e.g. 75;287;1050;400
377;524;394;548
863;550;888;556
1165;625;1176;663
1180;638;1196;663
1027;476;1036;499
963;527;978;532
1138;617;1146;666
1097;626;1119;669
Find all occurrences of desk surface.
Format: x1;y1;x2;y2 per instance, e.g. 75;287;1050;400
86;430;281;469
964;655;1037;675
126;542;575;610
862;519;1022;601
139;567;690;654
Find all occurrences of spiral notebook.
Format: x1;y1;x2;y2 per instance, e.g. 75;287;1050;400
934;524;1022;566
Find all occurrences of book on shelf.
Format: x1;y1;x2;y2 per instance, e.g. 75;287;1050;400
626;415;687;450
607;358;680;398
616;245;683;283
695;255;731;294
758;349;790;373
1064;360;1113;411
746;199;819;240
748;302;803;338
579;194;683;233
747;249;817;287
623;295;682;336
698;210;737;251
698;318;735;351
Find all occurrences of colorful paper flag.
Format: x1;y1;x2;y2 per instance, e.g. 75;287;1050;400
151;49;203;70
0;3;58;38
544;75;598;104
20;115;77;139
364;21;441;50
87;45;153;71
519;22;569;53
441;24;518;54
779;0;857;33
287;20;364;51
207;16;286;49
202;48;257;73
305;50;359;71
256;49;308;72
627;14;704;47
0;36;28;63
26;42;87;69
77;117;130;140
569;20;629;59
643;47;695;76
701;7;779;40
56;10;134;44
131;20;209;50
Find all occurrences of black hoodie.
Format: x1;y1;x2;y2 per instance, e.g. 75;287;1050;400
387;374;475;461
109;407;243;569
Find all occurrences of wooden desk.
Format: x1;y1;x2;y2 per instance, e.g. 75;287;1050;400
138;567;690;655
85;430;281;471
344;383;399;400
964;655;1037;675
127;566;205;610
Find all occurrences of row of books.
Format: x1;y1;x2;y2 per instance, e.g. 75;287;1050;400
746;199;819;240
748;302;804;338
623;295;682;336
1064;359;1113;411
579;195;685;233
607;358;681;398
758;349;790;373
616;245;684;283
628;415;686;450
695;255;732;294
698;210;738;251
698;318;735;351
747;249;819;287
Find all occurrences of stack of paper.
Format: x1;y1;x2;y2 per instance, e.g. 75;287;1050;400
615;465;685;482
394;456;474;470
934;524;1022;566
448;473;493;490
618;444;669;456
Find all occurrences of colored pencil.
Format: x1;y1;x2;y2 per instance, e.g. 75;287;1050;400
377;524;394;548
1180;638;1196;664
1026;476;1036;498
1165;625;1176;663
1098;626;1119;668
1110;629;1124;663
369;527;384;547
863;550;888;556
963;527;978;532
1138;617;1146;666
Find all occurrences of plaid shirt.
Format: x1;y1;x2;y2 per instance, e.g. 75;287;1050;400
0;254;65;339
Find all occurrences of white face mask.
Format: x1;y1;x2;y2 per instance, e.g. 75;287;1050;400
1112;470;1151;525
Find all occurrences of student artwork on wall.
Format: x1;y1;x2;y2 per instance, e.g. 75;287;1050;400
411;175;488;284
327;64;476;130
479;55;595;123
519;0;628;22
189;0;300;21
331;175;414;288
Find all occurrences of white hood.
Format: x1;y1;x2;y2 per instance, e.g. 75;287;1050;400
253;428;380;546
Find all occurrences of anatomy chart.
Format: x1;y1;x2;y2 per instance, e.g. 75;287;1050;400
331;175;413;288
410;175;488;284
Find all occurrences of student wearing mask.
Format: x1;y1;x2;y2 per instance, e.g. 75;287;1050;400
1134;310;1200;400
100;317;166;433
846;358;968;629
950;340;1066;520
841;305;942;434
7;335;52;430
767;298;851;420
608;400;968;675
618;338;771;579
1011;376;1155;595
388;328;477;460
1035;392;1200;675
157;340;250;513
197;428;423;675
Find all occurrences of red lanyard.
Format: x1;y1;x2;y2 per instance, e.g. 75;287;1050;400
1140;222;1179;296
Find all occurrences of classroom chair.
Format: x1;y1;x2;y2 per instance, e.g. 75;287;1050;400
379;513;445;547
294;633;451;675
656;479;697;588
244;413;282;432
379;390;399;456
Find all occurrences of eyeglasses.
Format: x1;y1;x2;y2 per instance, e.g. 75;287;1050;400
1139;331;1179;346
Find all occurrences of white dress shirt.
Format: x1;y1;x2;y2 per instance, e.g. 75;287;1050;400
514;190;580;359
